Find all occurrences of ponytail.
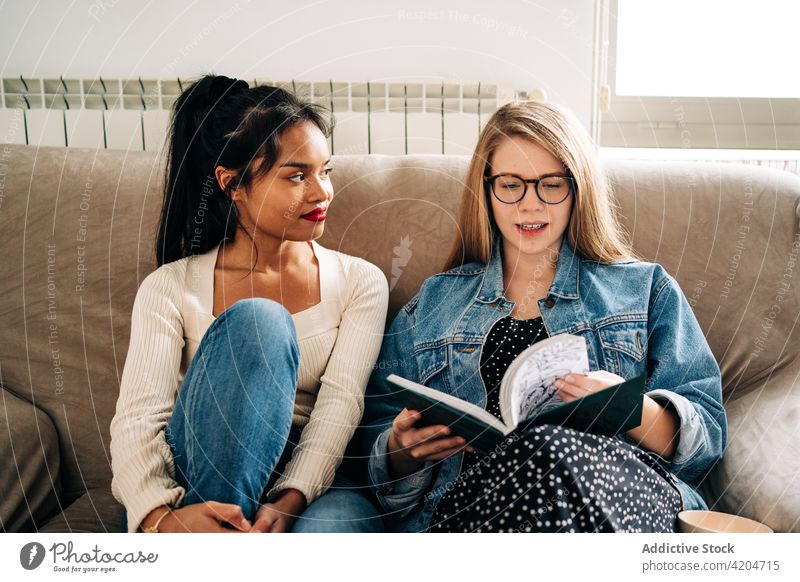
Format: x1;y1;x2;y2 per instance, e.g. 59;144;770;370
156;75;331;266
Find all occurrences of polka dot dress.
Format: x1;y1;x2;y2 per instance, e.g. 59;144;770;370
427;315;683;533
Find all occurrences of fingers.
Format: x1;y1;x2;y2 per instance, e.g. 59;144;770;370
555;374;588;402
249;510;273;533
250;517;275;533
393;409;477;462
250;505;290;533
393;410;454;451
556;370;623;401
408;435;468;460
556;384;581;402
394;408;422;431
411;423;452;442
394;426;453;458
587;370;625;383
394;407;479;459
204;501;252;531
395;410;451;440
424;443;475;461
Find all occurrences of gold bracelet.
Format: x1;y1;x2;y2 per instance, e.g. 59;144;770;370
141;507;172;533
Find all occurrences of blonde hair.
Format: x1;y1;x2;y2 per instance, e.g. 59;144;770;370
443;101;635;270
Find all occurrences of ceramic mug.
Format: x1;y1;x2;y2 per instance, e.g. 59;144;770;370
677;510;773;533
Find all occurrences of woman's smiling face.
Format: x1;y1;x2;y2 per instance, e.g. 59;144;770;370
487;135;574;262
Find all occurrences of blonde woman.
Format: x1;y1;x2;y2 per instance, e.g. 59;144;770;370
358;101;726;532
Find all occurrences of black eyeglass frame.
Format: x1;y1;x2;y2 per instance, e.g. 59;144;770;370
483;172;576;205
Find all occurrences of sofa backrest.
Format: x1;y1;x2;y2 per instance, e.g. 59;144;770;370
1;146;165;502
1;144;799;502
327;154;800;401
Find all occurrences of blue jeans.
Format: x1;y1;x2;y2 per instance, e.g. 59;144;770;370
121;297;382;533
290;475;383;533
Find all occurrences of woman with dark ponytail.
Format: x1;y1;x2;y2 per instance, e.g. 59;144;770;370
110;75;389;533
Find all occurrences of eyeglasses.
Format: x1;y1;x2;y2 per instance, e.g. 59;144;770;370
484;172;575;205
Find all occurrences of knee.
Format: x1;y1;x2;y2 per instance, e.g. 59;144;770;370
226;297;293;327
219;298;298;353
290;490;384;533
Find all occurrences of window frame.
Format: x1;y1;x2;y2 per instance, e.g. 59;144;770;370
600;0;800;150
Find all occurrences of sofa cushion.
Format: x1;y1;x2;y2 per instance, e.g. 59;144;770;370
0;386;62;532
0;146;164;500
607;161;800;402
706;368;800;533
37;488;123;533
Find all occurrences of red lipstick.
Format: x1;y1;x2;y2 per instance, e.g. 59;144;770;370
300;207;327;222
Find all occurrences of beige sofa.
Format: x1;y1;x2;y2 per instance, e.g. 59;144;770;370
1;144;798;533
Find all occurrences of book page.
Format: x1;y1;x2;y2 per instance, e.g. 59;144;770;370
505;335;590;426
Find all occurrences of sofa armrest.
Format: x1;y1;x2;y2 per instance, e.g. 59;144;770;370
705;367;800;533
0;386;62;532
38;488;122;533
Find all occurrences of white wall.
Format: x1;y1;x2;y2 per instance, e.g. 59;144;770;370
0;0;596;127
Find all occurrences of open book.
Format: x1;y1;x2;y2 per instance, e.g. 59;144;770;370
387;334;645;454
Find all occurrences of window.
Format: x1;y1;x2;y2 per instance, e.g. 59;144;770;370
600;0;800;150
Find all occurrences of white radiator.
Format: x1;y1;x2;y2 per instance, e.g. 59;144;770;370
0;77;518;155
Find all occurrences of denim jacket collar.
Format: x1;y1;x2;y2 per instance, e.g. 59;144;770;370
475;236;505;303
477;234;581;303
549;235;581;300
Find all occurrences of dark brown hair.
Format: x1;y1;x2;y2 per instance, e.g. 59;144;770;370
157;74;332;266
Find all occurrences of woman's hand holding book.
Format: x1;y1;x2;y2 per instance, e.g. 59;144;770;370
555;370;625;402
387;408;476;479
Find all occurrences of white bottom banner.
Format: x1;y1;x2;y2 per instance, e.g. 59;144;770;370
1;533;797;581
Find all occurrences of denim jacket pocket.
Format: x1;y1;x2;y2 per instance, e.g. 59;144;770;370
415;344;451;393
596;315;648;377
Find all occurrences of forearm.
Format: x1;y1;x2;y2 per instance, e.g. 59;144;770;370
112;265;187;533
110;432;186;533
272;488;307;516
625;395;679;460
267;257;389;502
387;431;425;479
368;428;435;515
266;395;361;503
139;505;172;532
638;269;727;473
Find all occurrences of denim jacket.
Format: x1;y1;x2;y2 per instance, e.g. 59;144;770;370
357;235;728;532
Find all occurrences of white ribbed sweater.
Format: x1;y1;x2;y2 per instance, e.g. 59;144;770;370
110;239;388;532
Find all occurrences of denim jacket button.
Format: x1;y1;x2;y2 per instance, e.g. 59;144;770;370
543;297;556;308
